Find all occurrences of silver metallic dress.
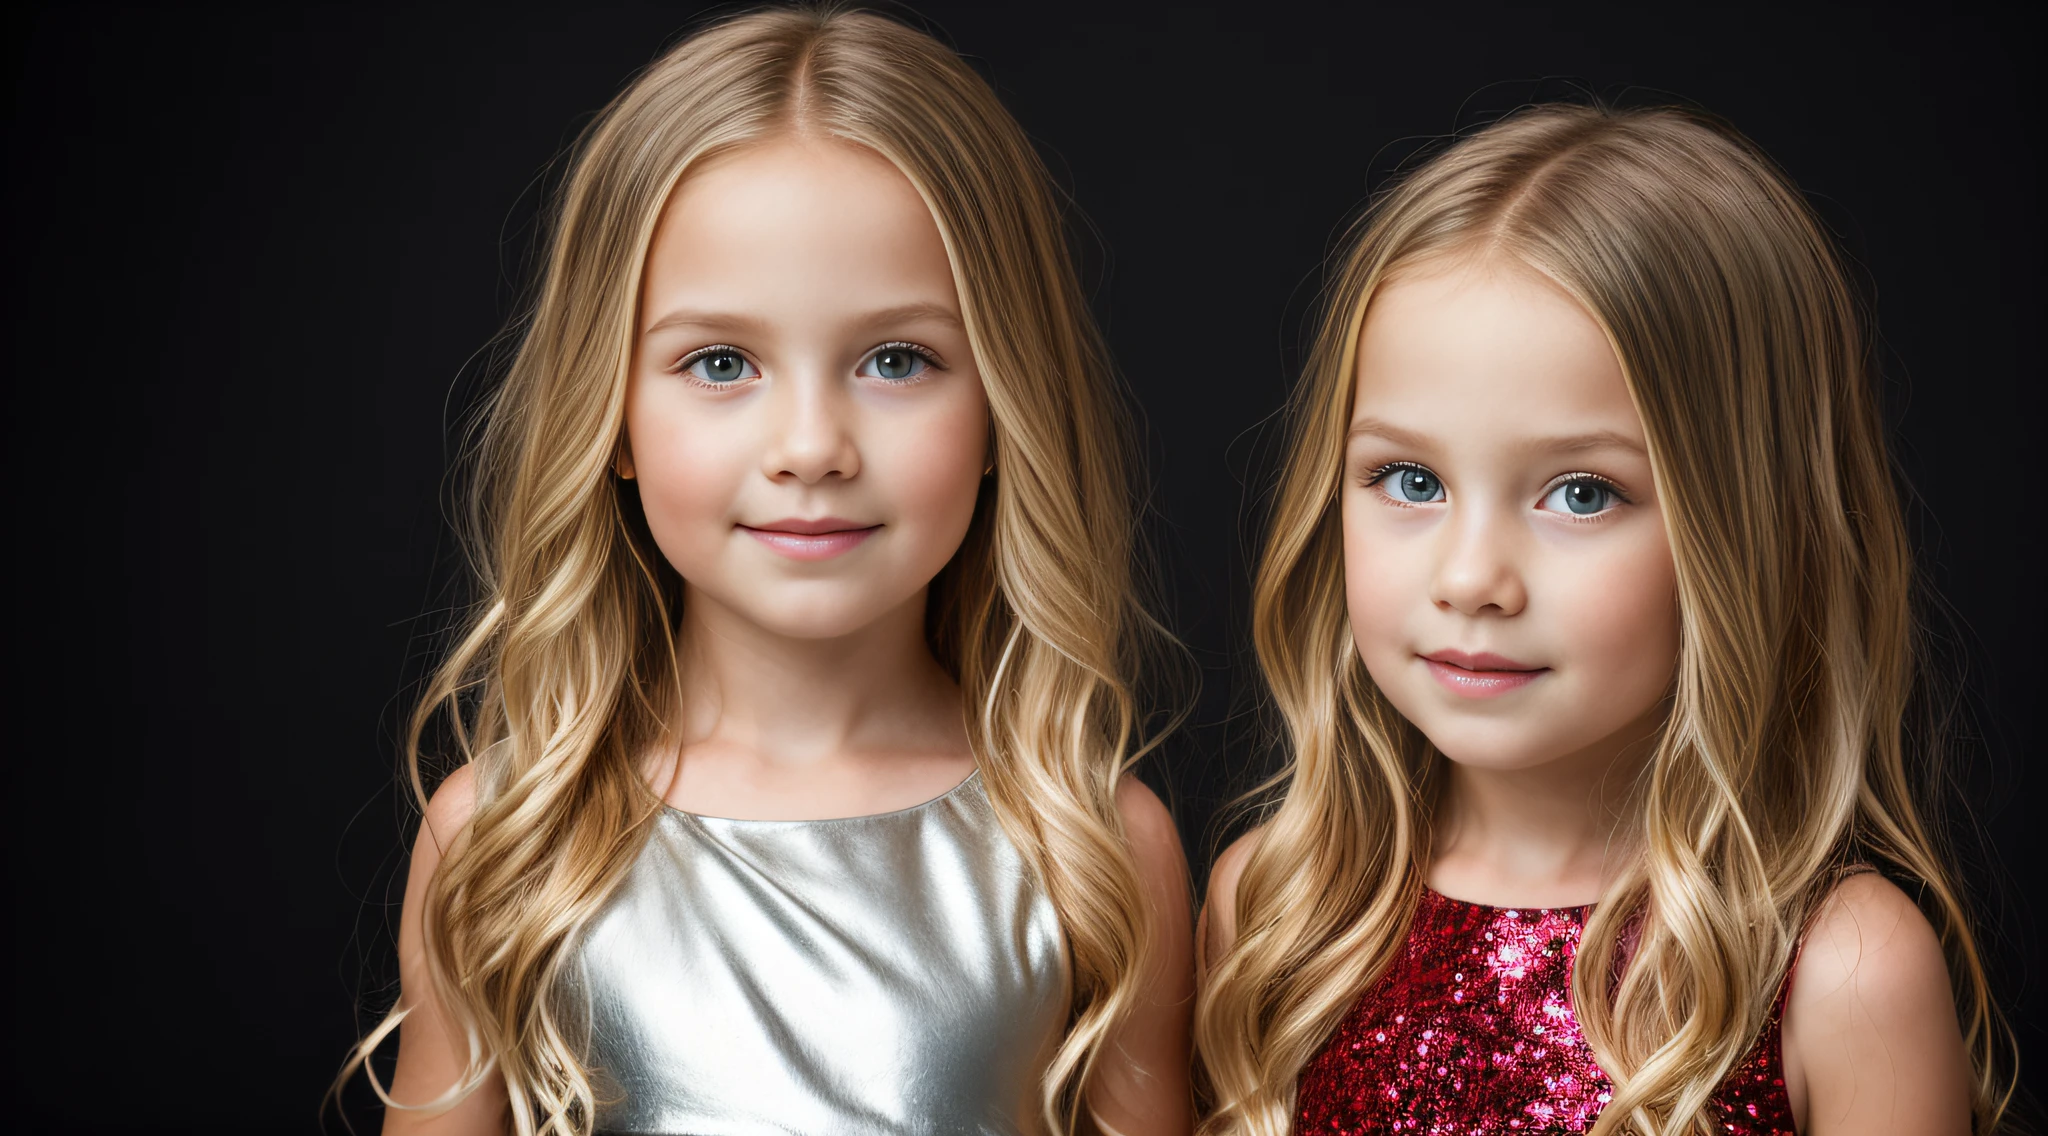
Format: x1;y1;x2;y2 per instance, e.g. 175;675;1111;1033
557;771;1071;1135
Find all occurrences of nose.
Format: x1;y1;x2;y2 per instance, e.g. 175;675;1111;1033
1429;505;1527;617
762;372;860;484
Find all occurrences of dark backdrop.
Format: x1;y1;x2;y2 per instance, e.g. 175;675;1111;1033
7;4;2041;1132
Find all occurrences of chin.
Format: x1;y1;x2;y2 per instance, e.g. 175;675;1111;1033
1420;708;1655;775
1427;736;1565;773
725;585;916;641
1400;709;1574;773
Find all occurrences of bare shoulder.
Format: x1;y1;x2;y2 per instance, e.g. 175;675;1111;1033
1198;826;1266;975
1206;828;1265;922
383;761;511;1133
1115;774;1188;878
415;763;481;867
1784;871;1970;1136
1793;871;1952;1010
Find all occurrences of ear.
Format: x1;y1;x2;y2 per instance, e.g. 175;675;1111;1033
615;435;636;480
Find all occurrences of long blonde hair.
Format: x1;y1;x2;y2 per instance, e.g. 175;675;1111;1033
1196;103;2011;1135
340;8;1162;1133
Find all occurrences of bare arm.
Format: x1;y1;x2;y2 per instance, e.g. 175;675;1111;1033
1087;777;1196;1135
381;765;509;1136
1781;871;1971;1136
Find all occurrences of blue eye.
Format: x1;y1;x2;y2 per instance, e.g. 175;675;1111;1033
1378;465;1444;503
858;344;932;381
682;348;757;384
1540;478;1619;516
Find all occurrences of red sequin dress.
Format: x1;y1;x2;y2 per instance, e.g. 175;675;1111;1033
1295;887;1795;1135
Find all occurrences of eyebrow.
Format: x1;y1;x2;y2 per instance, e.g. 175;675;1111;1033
640;301;964;338
1531;428;1647;456
1346;417;1647;456
1346;418;1434;450
641;308;771;337
854;302;965;331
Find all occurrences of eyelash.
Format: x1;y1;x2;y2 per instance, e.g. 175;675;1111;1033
1548;468;1630;499
1361;462;1632;515
866;341;948;380
1359;461;1442;511
670;343;750;386
667;342;949;385
1362;460;1425;487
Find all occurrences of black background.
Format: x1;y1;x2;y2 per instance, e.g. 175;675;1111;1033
6;4;2041;1132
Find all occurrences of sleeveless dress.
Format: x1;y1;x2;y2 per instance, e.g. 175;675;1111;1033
1295;887;1796;1135
556;771;1071;1135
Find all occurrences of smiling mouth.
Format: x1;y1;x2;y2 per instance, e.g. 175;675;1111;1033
1419;650;1549;699
738;520;881;561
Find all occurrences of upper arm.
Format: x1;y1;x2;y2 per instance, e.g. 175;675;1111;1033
1086;775;1195;1136
382;764;508;1135
1197;827;1263;981
1781;872;1970;1136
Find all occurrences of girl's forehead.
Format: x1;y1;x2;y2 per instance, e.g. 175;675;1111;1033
1350;258;1638;442
637;137;962;333
651;139;939;263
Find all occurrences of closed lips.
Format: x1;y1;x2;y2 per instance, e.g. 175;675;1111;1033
740;519;880;561
1423;649;1540;673
1420;650;1547;698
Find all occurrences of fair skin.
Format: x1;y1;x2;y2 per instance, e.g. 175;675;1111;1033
1201;254;1969;1134
386;136;1192;1134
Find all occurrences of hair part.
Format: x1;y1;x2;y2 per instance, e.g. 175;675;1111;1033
1195;103;2011;1135
338;7;1169;1133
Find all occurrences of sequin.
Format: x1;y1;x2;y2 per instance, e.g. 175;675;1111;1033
1295;888;1794;1135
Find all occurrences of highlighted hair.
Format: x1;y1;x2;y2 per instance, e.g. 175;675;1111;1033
339;8;1164;1133
1195;104;2010;1135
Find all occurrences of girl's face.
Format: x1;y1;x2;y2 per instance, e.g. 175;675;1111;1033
623;137;988;641
1342;255;1679;774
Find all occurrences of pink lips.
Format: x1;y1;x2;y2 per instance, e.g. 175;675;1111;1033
739;517;880;561
1421;649;1548;699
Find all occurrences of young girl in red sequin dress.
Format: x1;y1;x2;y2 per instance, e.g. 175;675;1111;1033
1194;105;2010;1136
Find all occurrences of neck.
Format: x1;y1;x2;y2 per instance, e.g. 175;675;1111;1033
1429;710;1663;907
670;586;961;770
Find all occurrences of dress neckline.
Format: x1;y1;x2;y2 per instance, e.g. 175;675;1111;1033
1420;882;1596;916
665;767;982;827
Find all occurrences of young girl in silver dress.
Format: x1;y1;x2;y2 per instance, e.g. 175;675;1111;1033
342;9;1193;1134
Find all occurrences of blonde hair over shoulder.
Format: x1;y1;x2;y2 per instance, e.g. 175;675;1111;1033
338;7;1170;1133
1195;104;2011;1135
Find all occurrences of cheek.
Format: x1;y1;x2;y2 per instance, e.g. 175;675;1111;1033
1341;496;1420;665
623;388;751;571
1557;527;1679;701
872;386;988;547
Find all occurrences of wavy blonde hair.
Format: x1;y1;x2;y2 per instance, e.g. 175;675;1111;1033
1196;104;2011;1135
338;7;1162;1133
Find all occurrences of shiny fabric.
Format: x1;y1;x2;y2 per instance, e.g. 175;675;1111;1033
558;772;1070;1135
1296;888;1795;1135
